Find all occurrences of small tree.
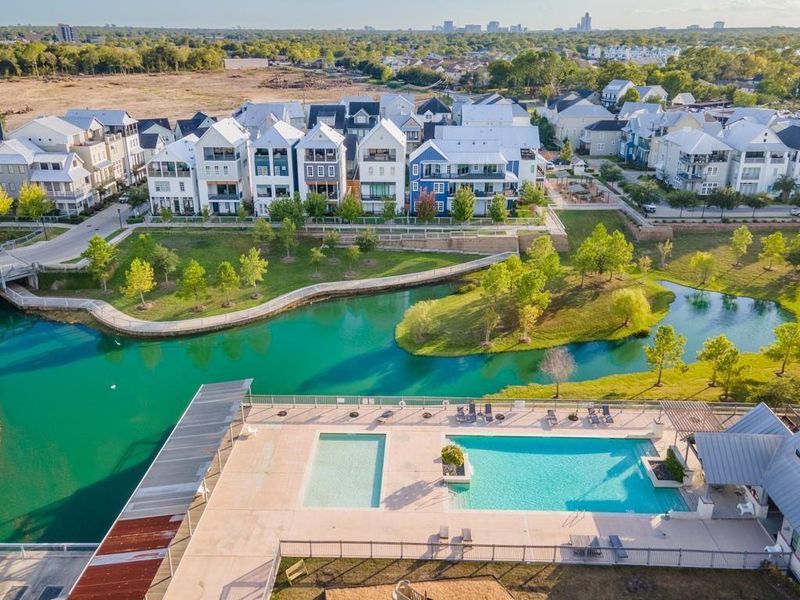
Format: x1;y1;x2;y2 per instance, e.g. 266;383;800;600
644;325;686;386
451;186;475;223
278;217;297;258
560;139;573;162
481;306;501;345
345;244;361;272
81;234;118;292
666;190;699;218
0;186;13;216
606;230;634;280
382;200;396;222
610;288;652;329
236;205;248;221
121;258;156;309
239;247;269;298
303;192;328;219
540;347;575;398
773;174;797;202
355;228;378;252
215;261;240;307
489;194;508;223
637;255;652;274
252;216;275;246
17;183;54;239
201;206;211;222
730;225;753;267
689;251;715;286
415;191;438;222
178;259;208;310
519;181;547;206
759;232;787;270
627;180;663;210
787;234;800;271
160;206;173;223
698;335;736;387
481;262;511;303
336;194;363;222
152;244;179;284
618;87;641;106
403;300;436;343
744;193;769;218
599;162;623;182
127;184;149;208
323;230;341;248
518;304;542;342
269;193;304;226
709;186;741;218
717;346;744;399
133;233;156;261
763;322;800;376
309;246;325;276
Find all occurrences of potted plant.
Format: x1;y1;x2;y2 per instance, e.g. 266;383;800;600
441;444;465;477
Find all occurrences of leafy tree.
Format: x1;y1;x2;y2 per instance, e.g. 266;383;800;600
560;139;573;162
489;194;508;223
336;194;363;222
345;244;361;272
481;262;511;303
126;184;149;208
481;306;501;344
201;206;211;222
666;190;698;218
415;191;438;222
709;186;740;218
638;255;652;274
774;174;798;201
81;234;118;292
309;246;325;275
252;216;275;246
689;251;715;286
382;200;396;222
403;300;436;343
451;187;475;222
355;228;378;252
656;239;673;269
515;267;550;313
121;258;156;308
716;345;744;399
236;205;248;221
644;325;687;386
525;236;561;286
16;183;54;239
733;89;758;107
160;206;173;223
730;225;753;266
628;180;663;209
540;347;575;398
152;244;179;284
618;86;641;105
606;230;634;280
303;192;328;219
698;335;737;387
178;259;207;308
269;193;304;226
323;230;340;248
519;181;547;206
786;234;800;271
0;186;13;216
599;163;623;183
133;233;156;261
743;193;769;218
611;288;652;329
518;304;542;342
278;217;297;258
441;443;464;467
759;232;787;270
215;261;240;306
239;247;268;296
750;377;800;408
763;322;800;376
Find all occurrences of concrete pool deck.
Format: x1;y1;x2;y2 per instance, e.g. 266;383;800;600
162;404;775;600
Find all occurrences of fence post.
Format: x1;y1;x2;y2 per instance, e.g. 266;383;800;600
492;544;496;561
187;508;192;536
742;551;748;569
168;545;174;576
678;548;682;566
646;548;651;566
400;541;404;560
552;546;556;561
370;540;373;559
339;540;343;559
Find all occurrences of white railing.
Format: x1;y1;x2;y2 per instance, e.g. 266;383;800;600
0;542;98;557
259;545;283;600
0;228;44;250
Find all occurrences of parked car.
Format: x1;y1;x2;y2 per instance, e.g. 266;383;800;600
118;193;130;204
642;203;657;214
791;207;800;217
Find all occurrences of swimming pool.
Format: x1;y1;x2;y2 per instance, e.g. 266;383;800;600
304;433;386;508
449;435;687;514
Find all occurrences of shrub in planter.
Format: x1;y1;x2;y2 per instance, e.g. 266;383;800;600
441;444;464;467
665;448;685;482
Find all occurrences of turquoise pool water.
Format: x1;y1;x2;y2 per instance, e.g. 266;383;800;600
304;434;386;508
449;435;686;514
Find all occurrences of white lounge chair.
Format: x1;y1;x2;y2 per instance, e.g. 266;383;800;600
737;501;755;517
764;544;783;554
242;424;258;437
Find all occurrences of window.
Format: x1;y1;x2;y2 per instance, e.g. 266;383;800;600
700;183;718;195
179;182;186;192
436;201;444;213
306;165;314;177
0;165;5;173
328;165;335;177
155;181;170;192
317;165;325;178
412;164;419;176
412;181;419;192
433;182;445;193
18;165;25;174
706;166;718;176
597;142;605;153
741;167;760;181
368;167;374;176
379;167;384;176
256;185;272;198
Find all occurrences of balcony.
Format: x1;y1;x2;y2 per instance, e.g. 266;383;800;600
744;157;766;164
208;194;240;201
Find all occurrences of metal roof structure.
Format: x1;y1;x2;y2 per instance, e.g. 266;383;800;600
69;379;252;600
660;401;724;436
726;403;792;438
695;432;784;486
763;434;800;530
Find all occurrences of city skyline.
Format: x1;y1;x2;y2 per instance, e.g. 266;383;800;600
3;0;799;31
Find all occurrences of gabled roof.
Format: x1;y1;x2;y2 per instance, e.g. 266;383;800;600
618;102;663;120
297;122;346;149
389;113;424;130
434;124;540;160
635;85;668;100
559;99;613;119
197;118;249;146
726;107;778;127
360;118;407;148
139;133;163;151
763;434;800;530
417;97;451;115
603;79;634;94
777;125;800;150
727;403;792;437
14;115;84;138
253;119;304;148
0;138;40;164
547;90;597;112
151;134;198;167
662;128;731;155
347;101;380;117
721;119;788;152
307;104;346;131
139;118;171;132
584;119;627;132
380;93;415;113
65;108;137;127
176;112;217;138
461;104;514;127
695;432;785;486
409;138;507;165
671;92;696;105
233;102;305;132
61;114;105;133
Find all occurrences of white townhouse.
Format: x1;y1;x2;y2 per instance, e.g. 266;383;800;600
541;98;613;149
195;118;252;215
776;124;800;184
388;113;425;153
654;128;732;196
0;139;39;199
721;120;791;195
233;101;307;138
600;79;635;108
618;102;663;120
296;123;348;208
61;114;120;198
634;85;668;104
30;151;95;216
252;119;304;217
146;134;199;216
64;109;145;185
356;119;407;213
379;94;415;120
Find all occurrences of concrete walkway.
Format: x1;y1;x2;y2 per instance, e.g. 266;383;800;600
0;252;513;337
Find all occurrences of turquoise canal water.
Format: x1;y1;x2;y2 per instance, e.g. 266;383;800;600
0;280;790;542
304;434;386;508
449;435;687;514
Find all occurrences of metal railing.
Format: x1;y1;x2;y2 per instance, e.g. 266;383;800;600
278;539;792;572
0;543;98;557
0;228;44;250
259;545;283;600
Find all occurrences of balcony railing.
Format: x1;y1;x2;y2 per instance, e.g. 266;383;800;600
208;194;240;201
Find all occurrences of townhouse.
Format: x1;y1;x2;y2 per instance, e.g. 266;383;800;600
654;128;731;196
175;112;217;139
252;120;304;216
387;113;425;152
776;124;800;183
619;110;710;168
541;96;613;149
195;118;252;215
147;135;200;216
721;120;790;195
307;105;347;136
232;102;306;138
344;101;380;140
356;119;407;213
0;139;38;199
634;85;668;104
417;98;452;124
138;118;174;162
380;94;416;120
579;119;627;156
600;80;635;108
296;122;347;207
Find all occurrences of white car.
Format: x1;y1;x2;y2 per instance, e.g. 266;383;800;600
791;207;800;217
642;203;658;214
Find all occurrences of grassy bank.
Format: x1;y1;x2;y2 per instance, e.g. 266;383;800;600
37;229;473;321
0;227;68;245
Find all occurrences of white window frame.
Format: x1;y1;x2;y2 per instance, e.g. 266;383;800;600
411;181;419;192
306;165;314;177
433;182;445;193
317;165;325;178
328;165;335;177
412;164;419;176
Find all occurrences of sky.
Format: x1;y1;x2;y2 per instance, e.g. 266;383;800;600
4;0;800;31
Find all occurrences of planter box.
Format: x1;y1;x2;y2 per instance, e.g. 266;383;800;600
443;452;472;485
642;456;684;488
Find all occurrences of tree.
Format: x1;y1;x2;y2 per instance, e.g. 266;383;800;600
323;230;340;248
656;239;673;269
215;261;240;306
0;186;13;216
611;288;652;329
236;205;248;221
489;194;508;223
787;234;800;271
730;225;753;266
303;192;328;219
16;183;54;239
382;200;396;222
743;193;769;218
698;335;737;387
627;180;663;210
525;236;561;286
709;186;740;218
638;255;652;274
127;184;149;208
133;233;156;261
121;258;156;309
355;228;378;252
540;347;575;398
403;300;436;343
178;259;208;309
269;193;304;226
644;325;686;386
763;322;800;376
201;206;211;222
750;377;800;408
560;139;573;162
451;187;475;222
618;87;641;105
152;244;179;284
606;230;634;280
81;234;118;292
773;174;796;201
336;194;363;222
519;181;547;206
309;246;325;275
481;262;511;303
481;306;501;345
689;251;716;286
599;162;623;183
415;191;437;222
717;344;744;399
278;217;297;258
666;190;698;218
759;232;787;270
160;206;173;223
239;247;269;297
345;244;361;272
518;304;542;342
252;216;275;246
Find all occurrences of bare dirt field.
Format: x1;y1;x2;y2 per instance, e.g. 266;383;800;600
2;68;385;128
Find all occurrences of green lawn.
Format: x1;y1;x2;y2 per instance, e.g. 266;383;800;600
557;210;632;257
37;229;474;321
0;227;68;246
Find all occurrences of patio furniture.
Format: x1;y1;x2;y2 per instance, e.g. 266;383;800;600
601;404;614;424
513;400;526;411
738;501;755;517
285;560;308;586
609;535;628;560
765;543;783;554
242;424;258;437
439;525;449;541
468;403;477;423
461;527;473;549
569;534;591;556
456;406;468;423
588;409;601;426
547;409;558;427
376;410;394;424
587;536;602;557
484;404;494;423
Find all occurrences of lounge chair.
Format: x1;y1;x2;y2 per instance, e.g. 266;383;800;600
439;525;449;541
738;501;755;517
547;409;558;426
456;406;468;423
601;404;614;424
588;408;601;426
376;410;394;424
587;536;602;557
468;403;477;423
569;534;590;556
609;535;628;560
484;403;494;423
462;527;473;548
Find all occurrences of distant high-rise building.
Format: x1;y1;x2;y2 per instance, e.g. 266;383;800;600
56;23;75;43
443;21;455;33
487;21;500;33
579;12;592;33
713;21;725;30
464;24;482;33
687;24;701;30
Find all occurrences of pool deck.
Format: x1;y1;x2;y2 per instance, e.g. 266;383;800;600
163;404;773;600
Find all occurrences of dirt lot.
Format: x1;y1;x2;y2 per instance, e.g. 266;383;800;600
2;68;385;127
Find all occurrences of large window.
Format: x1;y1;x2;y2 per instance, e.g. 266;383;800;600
365;148;397;162
203;147;235;161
